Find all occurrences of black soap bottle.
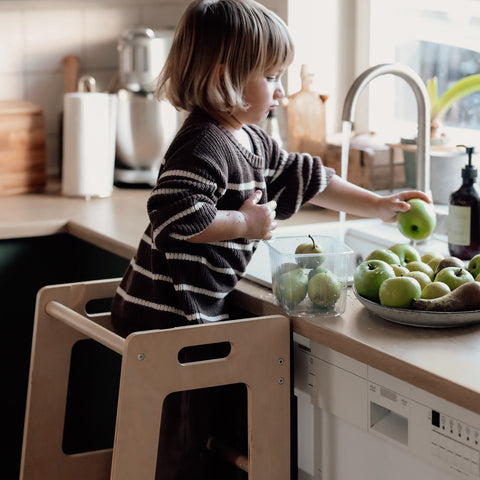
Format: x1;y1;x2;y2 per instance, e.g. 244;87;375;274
448;145;480;259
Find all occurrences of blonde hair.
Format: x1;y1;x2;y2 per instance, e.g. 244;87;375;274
157;0;294;115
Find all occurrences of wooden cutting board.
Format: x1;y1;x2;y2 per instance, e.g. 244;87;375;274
283;65;327;157
0;100;46;195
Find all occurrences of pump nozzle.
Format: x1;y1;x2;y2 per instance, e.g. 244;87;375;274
456;145;477;181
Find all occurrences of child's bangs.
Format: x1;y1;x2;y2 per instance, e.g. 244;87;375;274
260;12;294;72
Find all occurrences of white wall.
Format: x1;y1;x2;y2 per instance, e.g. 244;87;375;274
0;0;356;174
286;0;356;134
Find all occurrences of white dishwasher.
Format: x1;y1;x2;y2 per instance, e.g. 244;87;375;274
294;333;480;480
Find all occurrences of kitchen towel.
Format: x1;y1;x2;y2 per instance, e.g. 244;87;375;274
62;92;117;198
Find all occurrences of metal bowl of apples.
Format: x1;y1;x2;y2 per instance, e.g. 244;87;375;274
353;244;480;328
267;235;353;317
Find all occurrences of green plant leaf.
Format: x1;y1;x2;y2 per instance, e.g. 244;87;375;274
431;74;480;122
426;77;438;107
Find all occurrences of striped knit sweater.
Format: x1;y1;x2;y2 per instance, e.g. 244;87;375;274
111;109;334;336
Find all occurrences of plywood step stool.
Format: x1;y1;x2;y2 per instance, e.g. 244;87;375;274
20;278;291;479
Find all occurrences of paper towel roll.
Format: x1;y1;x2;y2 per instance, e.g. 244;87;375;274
62;92;117;198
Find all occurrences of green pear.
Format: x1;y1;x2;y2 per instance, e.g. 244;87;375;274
295;235;324;268
307;270;342;307
308;265;328;281
274;267;308;307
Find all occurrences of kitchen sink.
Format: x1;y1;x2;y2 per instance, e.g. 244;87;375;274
2;233;129;480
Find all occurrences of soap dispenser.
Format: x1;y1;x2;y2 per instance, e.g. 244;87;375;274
448;145;480;259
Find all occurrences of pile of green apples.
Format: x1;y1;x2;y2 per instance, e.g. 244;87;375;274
354;243;480;311
273;235;342;311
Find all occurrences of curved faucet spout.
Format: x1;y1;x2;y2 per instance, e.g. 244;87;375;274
342;63;431;197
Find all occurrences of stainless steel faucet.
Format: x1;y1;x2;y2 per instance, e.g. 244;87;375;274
342;63;431;197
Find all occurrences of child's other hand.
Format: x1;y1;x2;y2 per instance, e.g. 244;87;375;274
240;190;278;240
377;190;432;223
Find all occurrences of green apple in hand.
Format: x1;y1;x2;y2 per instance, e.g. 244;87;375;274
353;260;395;302
405;271;431;290
421;281;451;299
434;267;474;291
379;276;422;308
274;267;308;307
405;260;435;280
397;198;437;241
467;254;480;278
365;248;401;265
389;243;421;266
307;270;342;307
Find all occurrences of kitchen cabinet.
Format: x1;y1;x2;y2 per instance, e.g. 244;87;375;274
2;233;128;479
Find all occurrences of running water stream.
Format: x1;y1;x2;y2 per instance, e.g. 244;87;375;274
338;120;352;241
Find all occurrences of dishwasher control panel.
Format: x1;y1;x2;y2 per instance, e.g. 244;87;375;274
430;409;480;477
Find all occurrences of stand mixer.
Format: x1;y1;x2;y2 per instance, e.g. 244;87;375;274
114;26;178;187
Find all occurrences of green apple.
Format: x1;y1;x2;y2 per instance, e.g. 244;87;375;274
379;276;422;308
427;256;444;273
467;254;480;278
295;235;324;268
353;260;395;303
421;281;451;299
391;264;409;276
397;198;437;241
389;243;421;266
365;248;401;265
434;267;474;291
307;270;342;307
274;267;308;307
405;260;435;280
421;251;442;264
405;271;432;290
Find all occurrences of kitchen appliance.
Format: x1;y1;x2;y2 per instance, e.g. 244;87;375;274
294;334;480;480
114;26;178;186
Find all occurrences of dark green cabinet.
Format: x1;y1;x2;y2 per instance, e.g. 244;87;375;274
1;234;129;479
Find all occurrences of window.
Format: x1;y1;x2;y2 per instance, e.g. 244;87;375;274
357;0;480;143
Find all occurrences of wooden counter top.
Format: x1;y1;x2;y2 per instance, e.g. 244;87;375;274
2;183;480;415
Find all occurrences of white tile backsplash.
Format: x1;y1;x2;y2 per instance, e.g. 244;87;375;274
24;9;84;73
0;0;186;175
0;11;24;74
84;7;141;70
0;73;25;99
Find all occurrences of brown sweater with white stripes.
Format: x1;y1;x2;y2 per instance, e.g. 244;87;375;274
111;109;334;336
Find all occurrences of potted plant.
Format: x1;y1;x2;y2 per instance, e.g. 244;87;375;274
428;73;480;142
402;73;480;203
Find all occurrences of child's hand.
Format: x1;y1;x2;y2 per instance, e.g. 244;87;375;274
240;190;278;240
377;190;432;223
